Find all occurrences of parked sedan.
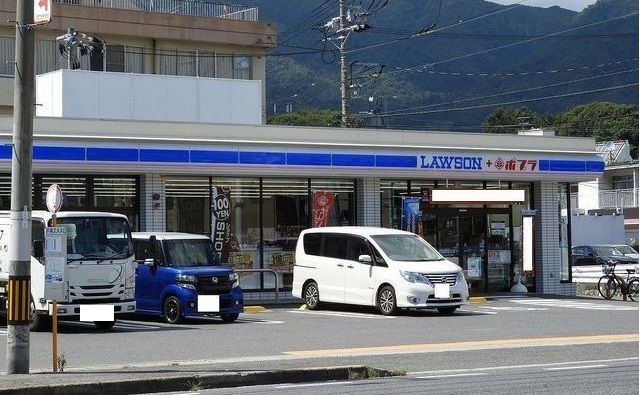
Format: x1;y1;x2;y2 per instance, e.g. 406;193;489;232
571;245;638;266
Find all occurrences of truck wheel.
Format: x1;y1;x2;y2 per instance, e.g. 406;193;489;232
94;321;116;330
221;313;239;323
163;296;182;324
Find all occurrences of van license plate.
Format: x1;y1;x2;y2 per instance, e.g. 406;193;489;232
434;284;451;299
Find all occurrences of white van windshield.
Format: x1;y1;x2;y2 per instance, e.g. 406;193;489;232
371;234;443;262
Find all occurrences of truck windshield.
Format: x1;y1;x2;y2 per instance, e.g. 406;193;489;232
371;234;443;262
163;239;221;267
56;217;133;260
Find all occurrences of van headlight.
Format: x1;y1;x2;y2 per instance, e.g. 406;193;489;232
456;270;465;284
176;274;197;290
400;271;432;285
229;272;239;288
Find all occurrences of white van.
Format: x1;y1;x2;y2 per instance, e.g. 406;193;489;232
292;227;469;315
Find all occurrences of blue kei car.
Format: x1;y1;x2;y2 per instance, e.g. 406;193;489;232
132;232;244;323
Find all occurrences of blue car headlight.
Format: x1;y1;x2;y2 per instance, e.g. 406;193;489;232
176;274;197;290
229;272;239;288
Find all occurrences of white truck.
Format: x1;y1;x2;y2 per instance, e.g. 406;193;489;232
0;211;136;330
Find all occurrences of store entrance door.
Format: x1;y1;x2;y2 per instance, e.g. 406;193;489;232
423;208;512;294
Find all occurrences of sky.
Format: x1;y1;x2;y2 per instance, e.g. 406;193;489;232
489;0;597;11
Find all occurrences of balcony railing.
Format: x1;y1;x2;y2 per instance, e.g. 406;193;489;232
599;188;638;209
53;0;259;21
571;188;638;210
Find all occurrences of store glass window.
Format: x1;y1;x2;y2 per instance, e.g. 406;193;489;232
0;175;10;210
558;183;571;282
380;179;409;229
262;178;309;288
41;176;88;210
310;179;355;227
165;177;210;235
211;178;261;289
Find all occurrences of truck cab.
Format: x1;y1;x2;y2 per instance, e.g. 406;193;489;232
0;211;136;330
132;232;243;323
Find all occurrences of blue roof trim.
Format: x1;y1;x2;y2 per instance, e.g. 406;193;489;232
538;160;550;171
87;147;138;162
548;160;586;172
0;145;11;160
287;153;331;166
585;160;605;173
190;150;239;164
140;149;189;163
332;154;375;167
240;151;286;165
376;155;417;168
34;146;85;161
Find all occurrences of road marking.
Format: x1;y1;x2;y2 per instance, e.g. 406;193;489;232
479;306;549;311
416;372;488;379
236;319;284;324
276;381;355;389
457;309;498;315
545;364;609;371
284;333;639;357
288;310;395;319
409;357;638;375
509;298;638;311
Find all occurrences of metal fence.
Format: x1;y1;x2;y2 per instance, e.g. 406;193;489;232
570;188;638;210
53;0;259;21
599;188;638;209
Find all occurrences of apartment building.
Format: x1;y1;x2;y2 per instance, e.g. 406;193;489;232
0;0;276;121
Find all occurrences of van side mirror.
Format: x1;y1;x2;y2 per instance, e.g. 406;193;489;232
358;254;373;264
149;235;158;266
33;240;44;258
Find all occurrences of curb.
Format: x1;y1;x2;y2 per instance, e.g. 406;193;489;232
244;306;267;313
0;366;392;395
469;297;487;304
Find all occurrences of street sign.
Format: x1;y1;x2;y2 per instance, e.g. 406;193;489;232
46;184;63;213
44;227;67;301
33;0;51;25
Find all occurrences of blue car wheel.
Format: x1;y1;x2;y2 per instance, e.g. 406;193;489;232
163;296;182;324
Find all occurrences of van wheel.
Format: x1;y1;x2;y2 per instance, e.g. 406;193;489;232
377;286;397;316
437;306;458;315
303;282;321;310
94;320;116;330
221;313;239;323
163;296;182;324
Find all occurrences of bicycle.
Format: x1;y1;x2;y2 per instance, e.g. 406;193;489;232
597;262;639;301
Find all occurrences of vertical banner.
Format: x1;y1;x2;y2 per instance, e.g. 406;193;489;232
44;227;67;301
312;191;336;228
211;186;232;262
401;197;421;234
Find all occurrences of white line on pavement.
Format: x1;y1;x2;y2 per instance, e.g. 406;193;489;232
416;373;489;379
409;357;637;375
545;364;609;371
276;381;356;389
457;309;498;315
287;310;395;319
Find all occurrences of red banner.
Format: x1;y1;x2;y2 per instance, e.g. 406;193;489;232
312;191;336;228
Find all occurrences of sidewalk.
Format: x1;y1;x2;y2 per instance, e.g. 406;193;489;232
0;364;394;395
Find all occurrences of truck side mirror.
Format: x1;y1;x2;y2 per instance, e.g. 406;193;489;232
33;240;44;258
149;235;158;266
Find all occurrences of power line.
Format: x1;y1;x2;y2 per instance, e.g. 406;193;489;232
377;12;639;80
362;83;639;118
380;68;639;116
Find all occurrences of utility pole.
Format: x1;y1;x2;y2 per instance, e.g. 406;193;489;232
338;0;350;127
6;0;36;374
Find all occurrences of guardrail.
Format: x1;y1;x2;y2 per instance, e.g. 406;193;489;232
235;269;279;304
599;188;638;209
53;0;259;21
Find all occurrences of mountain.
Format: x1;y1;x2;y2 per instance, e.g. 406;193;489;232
227;0;639;130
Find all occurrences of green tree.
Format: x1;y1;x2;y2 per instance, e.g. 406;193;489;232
483;106;545;134
554;102;638;158
267;109;342;127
